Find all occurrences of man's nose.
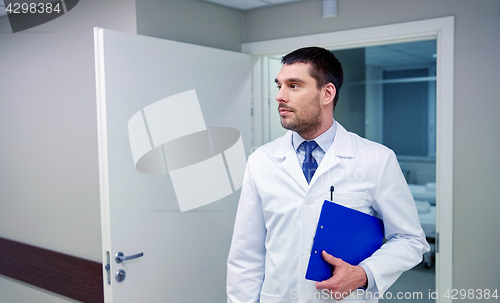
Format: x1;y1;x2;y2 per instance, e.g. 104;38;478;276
276;87;287;102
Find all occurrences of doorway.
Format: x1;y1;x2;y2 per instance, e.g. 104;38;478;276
243;16;454;303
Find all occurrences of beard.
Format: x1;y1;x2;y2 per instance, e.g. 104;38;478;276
280;93;322;136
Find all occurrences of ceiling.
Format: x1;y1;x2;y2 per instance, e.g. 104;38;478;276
365;40;437;68
0;1;436;68
270;40;437;68
203;0;305;10
0;0;305;18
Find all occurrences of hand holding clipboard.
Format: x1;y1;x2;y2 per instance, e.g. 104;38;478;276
305;200;384;282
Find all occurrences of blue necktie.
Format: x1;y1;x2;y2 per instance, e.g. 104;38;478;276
301;141;318;184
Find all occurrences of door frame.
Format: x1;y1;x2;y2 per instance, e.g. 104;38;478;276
242;16;454;302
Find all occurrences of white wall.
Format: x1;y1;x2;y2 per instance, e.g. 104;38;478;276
136;0;243;52
243;0;500;297
0;1;246;302
0;0;136;302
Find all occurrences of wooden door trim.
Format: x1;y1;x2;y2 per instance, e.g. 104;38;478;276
0;237;104;303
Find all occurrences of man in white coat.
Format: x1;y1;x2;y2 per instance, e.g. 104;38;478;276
227;47;429;303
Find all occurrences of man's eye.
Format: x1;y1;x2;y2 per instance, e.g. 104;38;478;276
291;84;298;89
276;85;281;90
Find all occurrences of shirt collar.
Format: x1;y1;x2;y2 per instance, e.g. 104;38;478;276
292;120;337;153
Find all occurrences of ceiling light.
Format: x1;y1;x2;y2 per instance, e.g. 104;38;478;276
322;0;337;18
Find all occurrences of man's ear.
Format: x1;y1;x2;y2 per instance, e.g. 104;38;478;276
322;83;336;106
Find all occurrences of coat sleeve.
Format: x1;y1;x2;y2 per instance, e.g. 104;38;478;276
359;149;430;294
227;154;267;303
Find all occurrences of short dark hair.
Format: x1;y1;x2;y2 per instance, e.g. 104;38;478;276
281;46;343;108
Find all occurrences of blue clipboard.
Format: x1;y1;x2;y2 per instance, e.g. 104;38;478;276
305;200;384;282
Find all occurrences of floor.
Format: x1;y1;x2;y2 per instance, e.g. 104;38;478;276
380;261;436;302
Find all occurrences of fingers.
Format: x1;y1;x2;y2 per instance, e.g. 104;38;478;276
315;279;334;290
316;281;349;301
322;250;341;266
315;253;363;301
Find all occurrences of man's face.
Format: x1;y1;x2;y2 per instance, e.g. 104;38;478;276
275;62;322;136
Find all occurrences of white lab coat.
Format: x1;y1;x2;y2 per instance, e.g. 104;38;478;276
227;122;429;303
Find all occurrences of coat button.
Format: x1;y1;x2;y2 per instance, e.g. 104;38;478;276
306;199;314;205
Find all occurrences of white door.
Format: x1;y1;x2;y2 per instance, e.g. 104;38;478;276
95;28;251;302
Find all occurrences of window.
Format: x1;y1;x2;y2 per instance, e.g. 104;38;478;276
382;68;436;158
334;40;437;161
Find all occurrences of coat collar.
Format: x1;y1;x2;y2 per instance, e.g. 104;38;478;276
272;121;354;191
326;122;354;158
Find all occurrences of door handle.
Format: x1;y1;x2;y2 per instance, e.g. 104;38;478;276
115;251;144;263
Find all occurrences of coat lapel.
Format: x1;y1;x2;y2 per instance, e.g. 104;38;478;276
273;122;355;191
309;122;354;186
273;131;309;192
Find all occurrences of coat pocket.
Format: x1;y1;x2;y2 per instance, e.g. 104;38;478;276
259;291;282;303
332;192;370;214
